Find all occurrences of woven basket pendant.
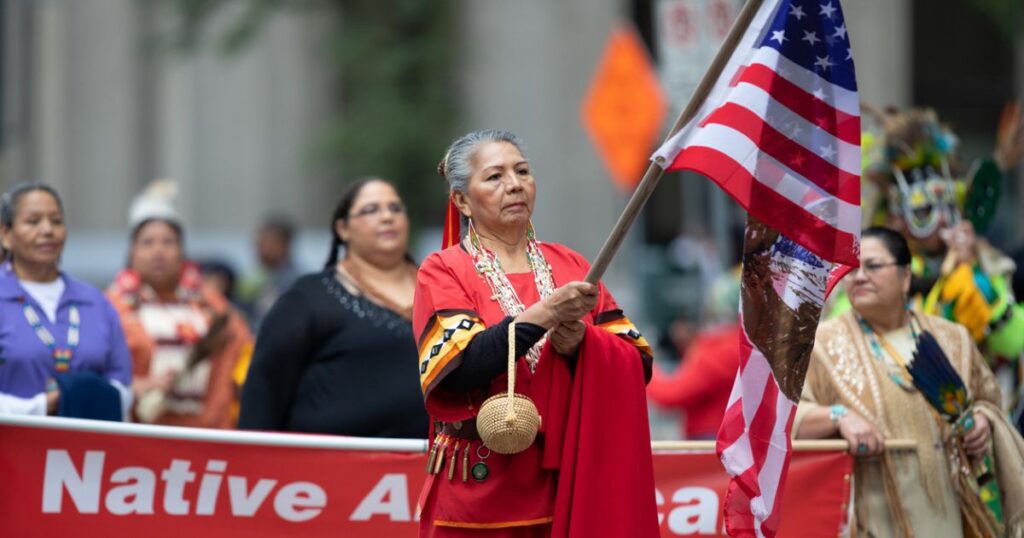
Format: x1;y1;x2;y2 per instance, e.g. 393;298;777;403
476;322;541;455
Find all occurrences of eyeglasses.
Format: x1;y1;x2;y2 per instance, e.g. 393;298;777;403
349;202;406;219
855;261;903;276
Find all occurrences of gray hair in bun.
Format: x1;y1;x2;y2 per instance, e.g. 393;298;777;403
437;129;527;232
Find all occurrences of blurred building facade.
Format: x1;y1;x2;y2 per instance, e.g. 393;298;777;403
2;1;338;231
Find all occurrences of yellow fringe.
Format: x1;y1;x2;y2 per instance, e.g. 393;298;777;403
945;441;1000;538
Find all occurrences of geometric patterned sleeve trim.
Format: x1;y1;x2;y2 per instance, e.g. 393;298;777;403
595;308;653;363
418;309;486;397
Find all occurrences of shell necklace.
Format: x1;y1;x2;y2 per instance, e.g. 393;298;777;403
463;221;555;371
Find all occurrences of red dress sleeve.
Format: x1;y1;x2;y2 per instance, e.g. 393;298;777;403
412;251;487;421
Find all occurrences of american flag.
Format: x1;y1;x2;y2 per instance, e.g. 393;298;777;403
653;0;859;267
652;1;860;536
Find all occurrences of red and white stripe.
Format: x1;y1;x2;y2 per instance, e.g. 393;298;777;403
652;20;860;267
716;250;830;537
716;338;796;536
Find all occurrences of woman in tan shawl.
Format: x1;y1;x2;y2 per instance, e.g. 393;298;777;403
795;227;1024;537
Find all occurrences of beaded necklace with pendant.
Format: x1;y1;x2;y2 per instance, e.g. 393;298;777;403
22;301;80;372
856;313;918;391
464;222;555;371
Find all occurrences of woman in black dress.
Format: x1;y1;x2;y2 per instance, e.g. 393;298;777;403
238;178;428;438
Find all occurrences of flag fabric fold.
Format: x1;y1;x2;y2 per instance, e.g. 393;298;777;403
719;219;831;537
651;1;861;536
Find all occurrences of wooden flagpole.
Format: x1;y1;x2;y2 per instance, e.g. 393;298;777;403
585;0;765;284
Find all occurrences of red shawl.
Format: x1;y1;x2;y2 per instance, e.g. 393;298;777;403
534;325;660;538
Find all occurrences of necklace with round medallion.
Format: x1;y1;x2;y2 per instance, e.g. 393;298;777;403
471;444;491;482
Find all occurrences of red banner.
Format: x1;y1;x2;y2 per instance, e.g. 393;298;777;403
0;416;851;537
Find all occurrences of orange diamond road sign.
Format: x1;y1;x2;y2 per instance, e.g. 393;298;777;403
582;23;668;192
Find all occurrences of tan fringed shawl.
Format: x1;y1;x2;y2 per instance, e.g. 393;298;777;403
794;312;1023;537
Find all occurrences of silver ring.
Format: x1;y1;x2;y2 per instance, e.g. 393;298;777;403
476;444;491;460
857;442;867;454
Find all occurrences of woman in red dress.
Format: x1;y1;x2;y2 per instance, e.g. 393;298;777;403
414;130;659;537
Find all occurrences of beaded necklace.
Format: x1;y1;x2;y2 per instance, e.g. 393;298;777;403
856;312;919;391
463;221;555;371
22;300;80;372
339;258;417;320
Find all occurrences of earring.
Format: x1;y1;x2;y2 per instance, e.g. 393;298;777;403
452;192;471;220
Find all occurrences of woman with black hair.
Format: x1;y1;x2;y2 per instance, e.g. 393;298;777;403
239;178;428;437
0;182;132;420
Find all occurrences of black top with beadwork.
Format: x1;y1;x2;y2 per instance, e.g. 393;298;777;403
238;269;429;438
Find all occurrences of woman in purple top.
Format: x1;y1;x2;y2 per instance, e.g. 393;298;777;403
0;183;132;419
